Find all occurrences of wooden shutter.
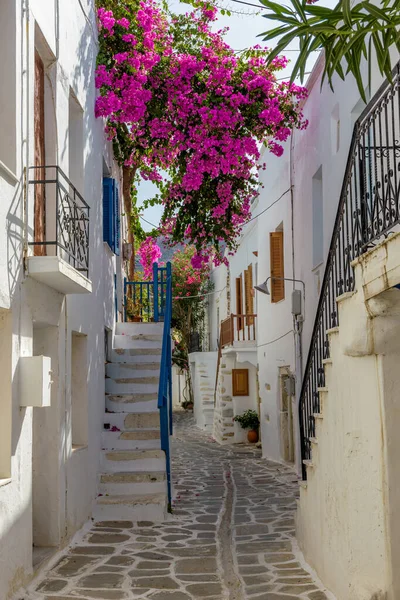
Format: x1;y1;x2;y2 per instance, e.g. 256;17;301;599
115;183;120;256
270;231;284;303
103;177;115;251
34;50;46;256
232;369;249;396
235;276;243;330
247;264;254;325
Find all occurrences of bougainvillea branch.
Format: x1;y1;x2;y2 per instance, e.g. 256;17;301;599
96;0;308;265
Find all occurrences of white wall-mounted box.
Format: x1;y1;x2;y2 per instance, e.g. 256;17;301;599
19;356;52;407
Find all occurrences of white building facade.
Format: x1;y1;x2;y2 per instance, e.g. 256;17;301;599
0;1;126;597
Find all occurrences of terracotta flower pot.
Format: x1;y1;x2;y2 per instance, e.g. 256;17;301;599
247;429;259;443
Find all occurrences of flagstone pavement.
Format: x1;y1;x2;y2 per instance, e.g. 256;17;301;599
23;412;334;600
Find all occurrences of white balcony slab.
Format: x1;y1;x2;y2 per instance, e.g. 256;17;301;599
27;256;92;295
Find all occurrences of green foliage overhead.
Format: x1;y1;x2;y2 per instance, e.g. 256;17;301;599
259;0;400;102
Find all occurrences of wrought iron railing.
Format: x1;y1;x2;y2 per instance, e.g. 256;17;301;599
157;262;173;510
28;166;90;276
220;314;257;347
124;264;168;322
299;61;400;479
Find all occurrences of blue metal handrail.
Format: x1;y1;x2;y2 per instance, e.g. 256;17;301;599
124;265;168;322
156;261;173;510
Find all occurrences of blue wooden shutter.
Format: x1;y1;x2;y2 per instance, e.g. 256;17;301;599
103;177;115;251
114;183;120;256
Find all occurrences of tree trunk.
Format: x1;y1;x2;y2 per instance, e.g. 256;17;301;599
122;165;136;282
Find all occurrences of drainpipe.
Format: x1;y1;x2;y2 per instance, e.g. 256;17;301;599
290;130;303;478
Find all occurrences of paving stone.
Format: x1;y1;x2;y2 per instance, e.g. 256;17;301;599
36;579;68;593
88;533;130;544
77;573;124;589
175;558;217;574
72;591;130;599
185;583;223;596
53;555;99;576
280;584;319;593
106;555;135;566
149;592;191;600
131;576;179;589
70;546;115;555
178;574;220;582
135;560;173;570
95;521;133;528
308;592;329;600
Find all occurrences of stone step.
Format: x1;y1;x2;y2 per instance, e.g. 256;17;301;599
114;335;162;351
99;471;166;495
93;493;166;522
105;379;158;395
102;430;161;450
110;349;162;364
115;322;164;336
106;396;158;414
106;363;160;379
102;449;166;472
104;411;160;431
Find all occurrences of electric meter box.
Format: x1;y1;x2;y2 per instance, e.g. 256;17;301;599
19;356;52;407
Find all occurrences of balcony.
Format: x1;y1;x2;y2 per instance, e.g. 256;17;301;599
220;314;257;348
27;166;92;294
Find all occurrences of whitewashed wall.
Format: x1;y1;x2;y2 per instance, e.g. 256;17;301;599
0;1;123;597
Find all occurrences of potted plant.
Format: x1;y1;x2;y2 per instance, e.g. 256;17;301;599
234;409;260;443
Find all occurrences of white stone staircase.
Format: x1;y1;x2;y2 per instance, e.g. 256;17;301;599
93;322;167;522
190;351;218;431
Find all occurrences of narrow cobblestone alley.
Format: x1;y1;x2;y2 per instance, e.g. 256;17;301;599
24;413;332;600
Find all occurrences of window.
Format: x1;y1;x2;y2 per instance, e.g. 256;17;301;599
235;275;243;329
69;91;84;193
244;264;254;325
312;167;323;268
331;104;340;154
71;332;88;448
0;0;16;174
270;231;284;303
103;178;120;255
0;309;12;479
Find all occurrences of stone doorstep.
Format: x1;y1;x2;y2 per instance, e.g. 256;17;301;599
106;393;158;403
105;450;164;461
96;492;166;506
112;376;159;384
100;471;166;483
112;362;160;370
124;413;159;429
115;348;162;356
120;430;160;440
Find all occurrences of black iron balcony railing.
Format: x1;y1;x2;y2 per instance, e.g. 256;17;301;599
28;166;90;277
299;62;400;479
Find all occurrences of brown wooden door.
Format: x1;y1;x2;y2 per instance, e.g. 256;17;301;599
235;276;243;331
34;51;46;255
270;231;284;302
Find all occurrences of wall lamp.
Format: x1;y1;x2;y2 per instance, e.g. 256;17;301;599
254;276;305;317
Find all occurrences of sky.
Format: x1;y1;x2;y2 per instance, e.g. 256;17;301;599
138;0;338;231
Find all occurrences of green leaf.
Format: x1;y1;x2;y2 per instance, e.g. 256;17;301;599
342;0;353;27
258;0;294;16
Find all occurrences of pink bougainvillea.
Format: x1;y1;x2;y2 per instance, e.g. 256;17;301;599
137;237;162;279
96;1;308;266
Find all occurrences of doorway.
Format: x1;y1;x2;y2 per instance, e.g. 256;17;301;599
34;50;46;255
32;325;59;567
279;367;295;463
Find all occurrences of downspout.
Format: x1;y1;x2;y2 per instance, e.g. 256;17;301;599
290;129;304;478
